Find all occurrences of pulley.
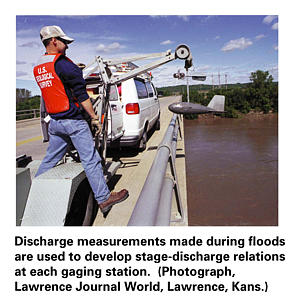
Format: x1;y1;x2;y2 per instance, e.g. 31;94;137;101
175;44;191;60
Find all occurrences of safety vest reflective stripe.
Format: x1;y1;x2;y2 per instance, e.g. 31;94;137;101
33;54;75;114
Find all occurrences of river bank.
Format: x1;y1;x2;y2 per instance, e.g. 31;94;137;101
194;111;277;121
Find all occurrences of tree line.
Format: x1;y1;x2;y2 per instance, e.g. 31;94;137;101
16;70;278;120
158;70;278;118
16;89;40;111
16;89;41;120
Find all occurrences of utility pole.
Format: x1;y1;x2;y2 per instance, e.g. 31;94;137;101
212;74;214;90
218;71;221;88
225;74;228;90
186;69;190;103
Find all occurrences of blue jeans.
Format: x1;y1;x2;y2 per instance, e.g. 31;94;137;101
35;118;110;204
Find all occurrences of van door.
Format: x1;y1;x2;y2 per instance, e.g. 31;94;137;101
134;78;151;130
146;81;158;124
108;84;124;140
151;82;160;118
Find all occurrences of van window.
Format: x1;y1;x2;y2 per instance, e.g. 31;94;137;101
109;85;118;101
134;79;148;99
145;81;154;97
151;82;157;97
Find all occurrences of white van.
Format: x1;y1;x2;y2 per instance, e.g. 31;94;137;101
86;73;160;151
118;76;160;151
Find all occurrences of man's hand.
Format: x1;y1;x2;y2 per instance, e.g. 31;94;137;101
80;98;102;136
91;118;102;137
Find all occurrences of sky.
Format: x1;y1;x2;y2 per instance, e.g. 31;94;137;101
16;15;278;96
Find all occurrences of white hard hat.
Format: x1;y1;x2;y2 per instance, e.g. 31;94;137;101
40;25;74;43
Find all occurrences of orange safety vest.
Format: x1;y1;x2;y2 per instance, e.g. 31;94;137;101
33;53;79;114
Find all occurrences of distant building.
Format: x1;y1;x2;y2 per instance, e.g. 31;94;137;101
16;88;31;104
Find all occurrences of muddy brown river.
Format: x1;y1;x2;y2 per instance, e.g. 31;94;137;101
184;114;278;226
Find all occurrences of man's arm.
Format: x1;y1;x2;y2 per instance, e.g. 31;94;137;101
56;59;99;120
80;98;99;120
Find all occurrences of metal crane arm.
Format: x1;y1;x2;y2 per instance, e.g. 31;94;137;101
82;44;192;85
109;53;176;85
103;49;172;65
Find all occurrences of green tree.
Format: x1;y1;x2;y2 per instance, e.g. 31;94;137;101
248;70;275;113
16;94;41;120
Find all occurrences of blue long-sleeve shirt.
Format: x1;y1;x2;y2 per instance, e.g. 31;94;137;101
50;55;89;120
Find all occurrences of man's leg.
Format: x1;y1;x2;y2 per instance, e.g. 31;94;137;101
66;119;110;204
35;119;69;177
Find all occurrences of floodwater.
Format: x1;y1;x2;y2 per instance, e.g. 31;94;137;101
184;114;278;226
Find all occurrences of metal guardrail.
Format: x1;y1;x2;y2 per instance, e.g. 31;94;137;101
128;114;184;226
16;109;40;120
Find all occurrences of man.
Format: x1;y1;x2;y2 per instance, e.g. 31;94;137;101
33;25;128;214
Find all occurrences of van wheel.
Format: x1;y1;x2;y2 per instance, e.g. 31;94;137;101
155;117;160;131
139;131;147;151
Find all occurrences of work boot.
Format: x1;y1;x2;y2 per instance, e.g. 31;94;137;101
99;189;129;213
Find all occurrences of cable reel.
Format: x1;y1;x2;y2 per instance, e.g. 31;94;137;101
175;44;191;60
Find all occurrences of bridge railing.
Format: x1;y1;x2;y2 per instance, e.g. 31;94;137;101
128;114;184;226
16;109;40;121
